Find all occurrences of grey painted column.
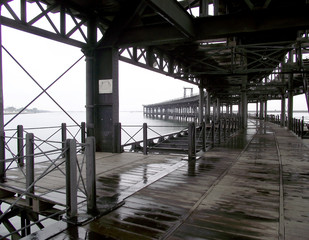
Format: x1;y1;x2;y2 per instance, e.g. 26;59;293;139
288;51;294;130
288;87;293;130
205;90;211;123
256;102;259;118
84;18;97;138
264;98;268;121
281;93;286;127
198;86;204;124
94;48;119;152
217;98;220;122
260;100;264;120
0;4;4;134
241;90;248;128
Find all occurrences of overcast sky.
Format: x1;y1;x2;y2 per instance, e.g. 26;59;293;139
1;2;308;113
2;25;199;112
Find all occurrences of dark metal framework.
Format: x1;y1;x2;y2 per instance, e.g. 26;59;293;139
1;0;309;147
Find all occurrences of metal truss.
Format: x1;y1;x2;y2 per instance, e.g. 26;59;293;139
0;0;103;48
119;47;201;86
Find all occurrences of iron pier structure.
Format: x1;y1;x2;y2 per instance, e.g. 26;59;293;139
0;0;309;238
0;0;309;150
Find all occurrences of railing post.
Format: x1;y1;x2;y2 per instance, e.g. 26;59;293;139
17;125;24;167
202;121;206;152
0;131;5;182
188;122;196;160
114;122;122;153
26;133;34;207
65;139;77;221
81;122;86;153
62;123;67;158
143;123;148;155
86;137;97;215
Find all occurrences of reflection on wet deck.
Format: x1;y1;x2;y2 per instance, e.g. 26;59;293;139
25;119;309;239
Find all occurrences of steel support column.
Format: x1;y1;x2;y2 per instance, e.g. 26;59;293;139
0;4;4;135
241;90;248;128
281;93;286;127
198;86;204;125
205;91;211;123
260;99;264;120
288;51;294;130
264;98;268;121
216;98;220;122
94;48;119;152
84;18;97;138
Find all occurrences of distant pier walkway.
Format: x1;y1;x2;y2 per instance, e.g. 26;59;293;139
23;119;309;239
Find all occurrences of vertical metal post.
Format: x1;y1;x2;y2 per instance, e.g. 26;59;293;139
288;51;294;130
0;5;5;183
301;117;304;138
61;123;67;158
0;130;5;182
86;137;97;215
113;122;122;153
26;133;34;206
202;121;206;152
205;90;211;124
17;125;24;167
188;122;196;160
0;4;4;139
211;120;215;147
143;123;147;155
218;119;221;144
81;122;86;153
85;18;97;138
198;86;204;125
264;99;268;121
281;92;286;127
65;139;77;220
260;100;264;120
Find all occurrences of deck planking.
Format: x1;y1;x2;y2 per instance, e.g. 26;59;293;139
3;119;309;239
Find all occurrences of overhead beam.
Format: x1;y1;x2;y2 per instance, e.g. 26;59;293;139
118;4;309;47
0;16;86;48
144;0;195;38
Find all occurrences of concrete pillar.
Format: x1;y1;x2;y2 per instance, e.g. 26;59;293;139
288;51;294;130
198;86;204;124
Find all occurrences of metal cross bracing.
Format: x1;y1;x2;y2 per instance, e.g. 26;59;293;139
119;47;200;85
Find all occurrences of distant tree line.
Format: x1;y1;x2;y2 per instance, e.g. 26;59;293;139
4;107;47;114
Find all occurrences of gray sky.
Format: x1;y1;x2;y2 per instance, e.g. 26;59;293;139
2;25;198;112
1;16;308;113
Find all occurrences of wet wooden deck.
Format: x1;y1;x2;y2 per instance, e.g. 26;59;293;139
18;119;309;239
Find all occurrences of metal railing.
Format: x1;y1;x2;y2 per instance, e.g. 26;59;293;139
117;117;241;159
267;114;309;138
0;122;97;239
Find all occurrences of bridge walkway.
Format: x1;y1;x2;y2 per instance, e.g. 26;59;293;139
24;119;309;239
